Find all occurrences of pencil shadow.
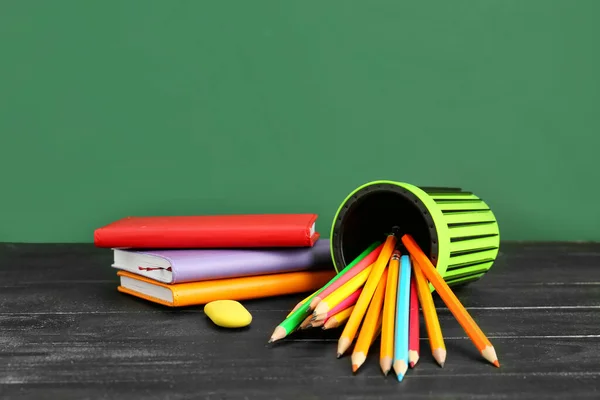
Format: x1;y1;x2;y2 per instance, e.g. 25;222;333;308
444;338;488;366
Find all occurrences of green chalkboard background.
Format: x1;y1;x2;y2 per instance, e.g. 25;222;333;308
1;1;599;243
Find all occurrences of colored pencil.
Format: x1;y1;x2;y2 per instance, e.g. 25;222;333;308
313;288;362;322
408;275;420;368
337;228;398;357
393;254;411;382
309;243;384;310
287;292;313;317
351;269;388;373
313;263;373;317
268;242;380;343
371;311;383;345
412;255;446;367
380;249;400;375
402;234;500;367
308;318;325;329
323;306;355;330
299;314;313;330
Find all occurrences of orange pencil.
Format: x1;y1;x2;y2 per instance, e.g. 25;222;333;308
412;255;446;367
351;269;388;372
322;306;355;330
380;249;400;375
402;234;500;367
337;228;398;357
408;275;420;368
370;309;384;346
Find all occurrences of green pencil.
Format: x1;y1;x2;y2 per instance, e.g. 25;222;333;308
268;241;381;343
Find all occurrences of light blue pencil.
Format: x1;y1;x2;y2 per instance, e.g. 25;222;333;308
393;254;411;381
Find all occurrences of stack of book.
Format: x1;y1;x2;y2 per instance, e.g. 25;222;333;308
94;214;336;307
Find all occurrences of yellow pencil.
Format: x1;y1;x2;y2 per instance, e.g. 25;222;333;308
313;263;373;318
412;255;446;367
352;269;388;372
337;228;398;357
322;306;355;330
380;249;400;375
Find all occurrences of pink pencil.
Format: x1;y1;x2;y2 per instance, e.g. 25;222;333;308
409;275;420;368
314;288;362;322
309;243;384;310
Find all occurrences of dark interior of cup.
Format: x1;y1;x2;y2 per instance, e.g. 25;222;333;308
331;183;438;271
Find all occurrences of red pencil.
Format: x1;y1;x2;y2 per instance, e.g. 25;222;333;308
409;275;420;368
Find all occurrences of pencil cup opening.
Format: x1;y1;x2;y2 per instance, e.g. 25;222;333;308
330;183;439;273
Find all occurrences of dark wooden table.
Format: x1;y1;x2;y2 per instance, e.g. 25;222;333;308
1;243;599;399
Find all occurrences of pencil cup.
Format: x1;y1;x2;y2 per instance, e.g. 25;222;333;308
329;181;500;289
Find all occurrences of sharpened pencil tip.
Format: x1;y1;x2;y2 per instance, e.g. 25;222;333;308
336;353;342;359
267;339;273;344
380;357;392;376
268;326;287;344
351;364;358;373
393;360;408;382
493;360;500;368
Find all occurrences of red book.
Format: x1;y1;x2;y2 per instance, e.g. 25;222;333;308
94;214;320;249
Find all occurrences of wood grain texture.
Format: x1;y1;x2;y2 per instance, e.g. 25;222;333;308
1;242;600;399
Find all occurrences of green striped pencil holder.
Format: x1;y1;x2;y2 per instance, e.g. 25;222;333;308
329;180;500;289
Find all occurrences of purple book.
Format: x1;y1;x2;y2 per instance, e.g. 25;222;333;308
111;239;332;284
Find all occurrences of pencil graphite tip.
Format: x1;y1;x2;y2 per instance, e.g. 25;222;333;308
482;346;499;368
269;326;287;344
433;348;447;367
351;353;366;373
337;337;351;358
336;353;342;359
313;303;328;317
312;314;326;322
393;360;408;382
380;357;392;376
408;351;419;368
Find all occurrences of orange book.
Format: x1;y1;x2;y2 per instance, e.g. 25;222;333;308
117;270;335;307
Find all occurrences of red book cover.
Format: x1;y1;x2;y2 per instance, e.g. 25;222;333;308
94;214;320;249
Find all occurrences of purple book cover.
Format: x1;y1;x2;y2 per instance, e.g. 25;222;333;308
112;239;332;284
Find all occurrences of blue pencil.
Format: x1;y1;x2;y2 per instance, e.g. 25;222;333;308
393;254;411;381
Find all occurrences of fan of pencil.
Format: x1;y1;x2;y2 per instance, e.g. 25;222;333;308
268;228;500;382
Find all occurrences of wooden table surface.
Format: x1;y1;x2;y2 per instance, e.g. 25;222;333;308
1;242;599;399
